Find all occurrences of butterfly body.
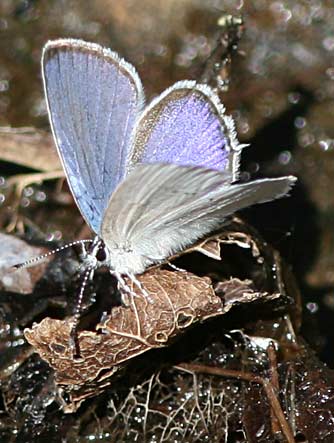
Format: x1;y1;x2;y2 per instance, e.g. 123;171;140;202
40;38;295;282
100;239;149;275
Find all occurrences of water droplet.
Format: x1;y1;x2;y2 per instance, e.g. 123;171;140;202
306;302;319;313
248;162;260;173
319;139;333;151
0;80;9;92
323;36;334;51
326;67;334;80
288;91;301;104
298;132;315;147
23;186;34;197
294;116;306;129
0;19;8;30
278;150;292;165
255;424;265;437
20;197;30;207
240;171;250;181
238;118;250;135
35;191;46;202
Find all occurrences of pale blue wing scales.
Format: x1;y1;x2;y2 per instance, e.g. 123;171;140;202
101;163;296;272
42;39;144;234
129;81;243;181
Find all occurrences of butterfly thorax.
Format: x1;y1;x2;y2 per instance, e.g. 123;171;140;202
82;237;148;275
105;243;149;275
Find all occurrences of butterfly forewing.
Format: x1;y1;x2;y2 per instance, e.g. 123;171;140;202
129;82;242;181
42;39;144;234
101;163;296;269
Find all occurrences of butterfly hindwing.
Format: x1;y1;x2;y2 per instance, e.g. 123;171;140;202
101;163;296;272
129;81;243;181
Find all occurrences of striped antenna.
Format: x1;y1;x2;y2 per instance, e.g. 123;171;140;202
13;239;94;270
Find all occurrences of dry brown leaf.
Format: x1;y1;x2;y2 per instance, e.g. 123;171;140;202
0;127;61;172
182;217;261;261
0;233;50;294
24;268;277;412
24;270;220;384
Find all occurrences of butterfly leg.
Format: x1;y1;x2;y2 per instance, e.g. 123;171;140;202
69;266;95;358
167;261;187;273
126;273;154;304
111;271;153;304
111;271;140;307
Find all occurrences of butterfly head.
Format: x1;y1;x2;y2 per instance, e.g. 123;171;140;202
79;237;110;271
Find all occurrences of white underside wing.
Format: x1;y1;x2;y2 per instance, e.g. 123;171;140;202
101;163;296;274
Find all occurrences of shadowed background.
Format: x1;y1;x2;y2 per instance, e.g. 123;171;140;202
0;0;333;362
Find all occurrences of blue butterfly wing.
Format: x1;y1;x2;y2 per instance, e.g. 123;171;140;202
129;81;243;182
42;39;144;234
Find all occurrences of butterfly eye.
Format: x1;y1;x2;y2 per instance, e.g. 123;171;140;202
96;247;107;262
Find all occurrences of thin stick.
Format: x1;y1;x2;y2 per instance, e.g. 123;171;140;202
267;342;281;435
175;363;296;443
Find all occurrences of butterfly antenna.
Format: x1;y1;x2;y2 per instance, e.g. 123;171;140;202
69;265;94;357
12;239;94;270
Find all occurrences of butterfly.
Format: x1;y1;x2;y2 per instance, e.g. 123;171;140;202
16;39;295;329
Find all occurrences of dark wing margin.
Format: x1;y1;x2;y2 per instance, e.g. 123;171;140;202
42;38;144;233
